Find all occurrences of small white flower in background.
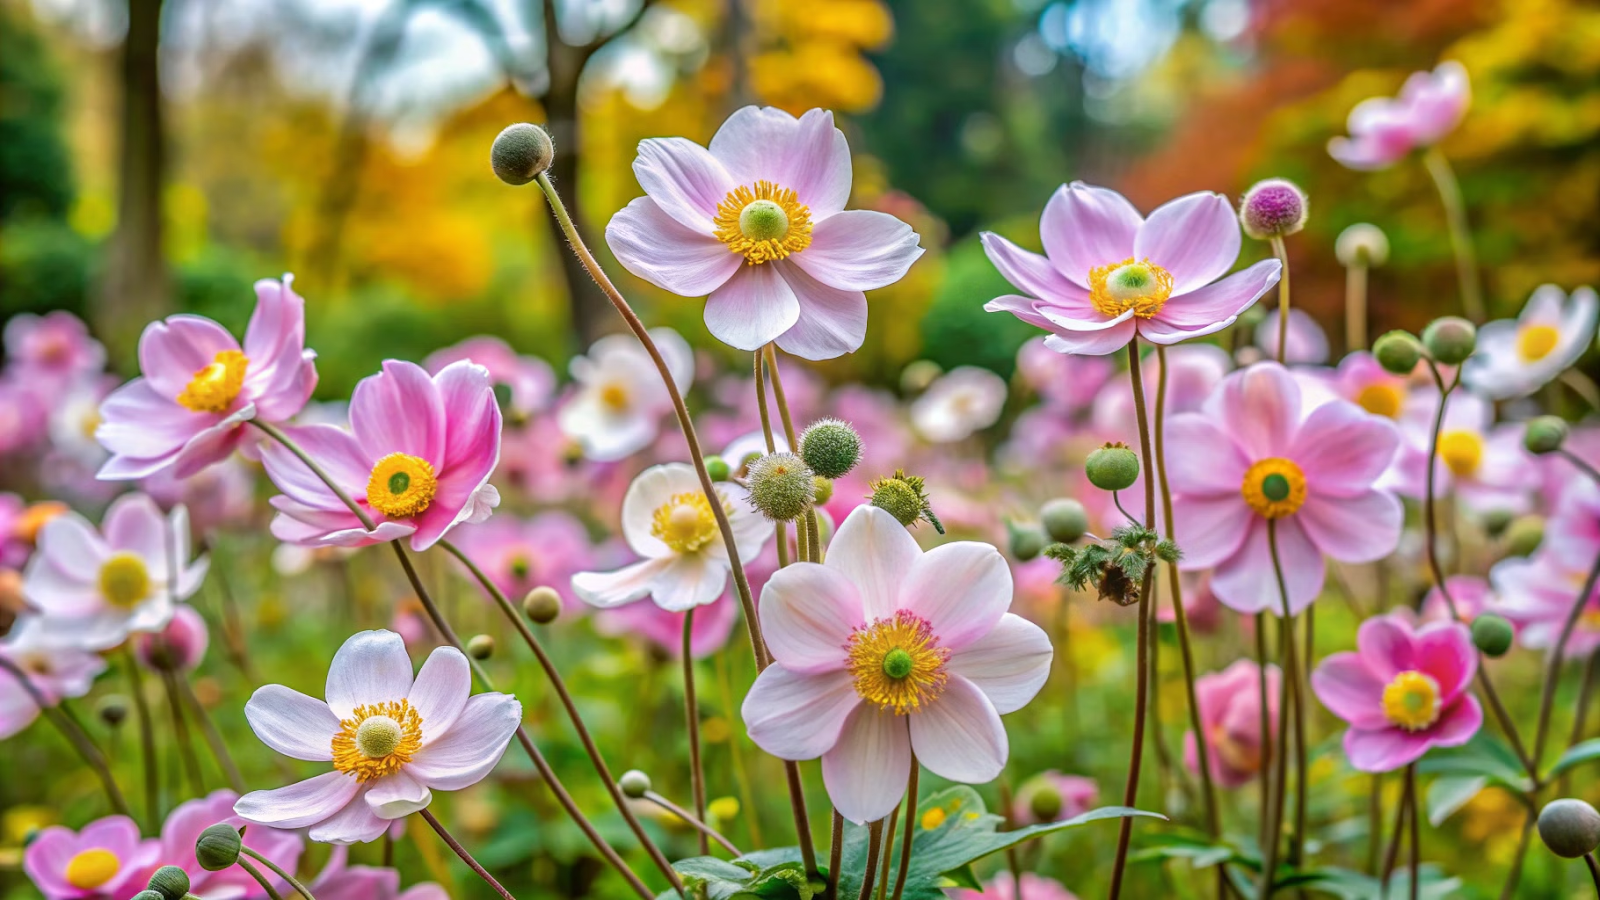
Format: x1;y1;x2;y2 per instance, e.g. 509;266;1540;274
558;328;694;462
572;463;771;611
0;619;107;739
1395;390;1536;515
235;630;522;844
910;366;1007;443
21;493;207;650
1463;284;1597;400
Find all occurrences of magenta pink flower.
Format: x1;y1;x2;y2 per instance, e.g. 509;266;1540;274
133;604;209;673
741;505;1052;824
23;816;158;899
1186;660;1281;788
260;360;501;552
1311;614;1482;772
310;845;448;900
1421;575;1497;625
1493;551;1600;658
605;106;924;359
1547;477;1600;571
4;311;105;387
1328;61;1470;170
982;182;1281;355
158;790;304;899
950;873;1078;900
425;336;554;420
450;511;595;613
96;277;317;480
1012;770;1098;825
1168;363;1401;615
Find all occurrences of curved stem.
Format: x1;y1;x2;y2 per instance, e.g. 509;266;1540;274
250;419;376;531
643;790;742;857
1585;853;1600;898
1560;449;1600;486
236;857;286;900
240;845;318;900
1499;805;1536;899
178;675;245;792
421;808;516;900
683;609;709;855
123;647;159;832
890;760;918;900
1256;614;1272;852
1422;147;1485;322
1407;765;1420;900
827;810;844;900
0;659;131;816
535;171;766;669
1531;548;1600;770
1380;763;1413;895
1260;522;1300;899
1270;236;1292;364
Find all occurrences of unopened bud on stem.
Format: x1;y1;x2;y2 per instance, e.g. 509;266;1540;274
491;123;554;186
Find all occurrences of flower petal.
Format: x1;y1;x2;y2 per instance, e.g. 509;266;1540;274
632;137;737;232
821;704;912;824
308;787;390;844
947;614;1052;714
325;630;414;720
1209;518;1324;616
760;562;864;673
1415;621;1477;701
1343;725;1430;773
606;196;741;297
742;666;861;760
824;506;921;622
349;361;445;465
408;647;470;742
1163;414;1251;496
791;210;922;292
1038;182;1143;287
1289;401;1401;496
898;541;1011;650
235;772;362;830
1309;653;1389;729
405;693;522;791
1356;614;1418;682
1150;259;1281;330
709;107;851;217
651;554;729;612
1297;490;1402;564
1133;192;1241;294
245;685;340;761
1206;363;1300;460
908;675;1007;783
366;770;433;819
1040;321;1138;357
571;558;673;609
979;233;1089;305
704;264;801;352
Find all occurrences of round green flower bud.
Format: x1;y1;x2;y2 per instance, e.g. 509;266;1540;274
1373;330;1423;375
468;634;495;660
1538;798;1600;859
705;455;732;482
1007;521;1046;562
1524;416;1569;456
522;586;562;625
1470;613;1514;658
490;123;554;186
131;892;167;900
1422;317;1477;365
1029;783;1064;823
1335;223;1389;268
97;694;130;728
812;476;834;506
799;418;863;479
1505;516;1544;558
1040;498;1089;544
870;478;924;527
619;769;652;799
1482;508;1515;540
1239;178;1308;240
196;823;243;871
147;865;191;900
747;452;815;522
1085;443;1140;492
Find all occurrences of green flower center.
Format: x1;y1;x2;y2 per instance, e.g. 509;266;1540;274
739;199;789;242
882;648;915;680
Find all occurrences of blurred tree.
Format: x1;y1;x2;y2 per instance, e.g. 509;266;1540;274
746;0;892;113
0;3;75;223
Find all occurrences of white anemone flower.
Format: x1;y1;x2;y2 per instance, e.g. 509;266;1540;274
910;366;1007;443
558;328;693;461
22;493;207;650
1463;285;1597;400
235;630;522;844
1396;390;1536;514
572;463;771;611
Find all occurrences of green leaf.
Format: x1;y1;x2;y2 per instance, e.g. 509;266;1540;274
1127;826;1241;870
1424;775;1486;826
659;856;816;900
1548;738;1600;778
941;864;983;890
1416;734;1531;791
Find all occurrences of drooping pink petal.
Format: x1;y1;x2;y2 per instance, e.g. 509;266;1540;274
350;361;446;465
1289;402;1401;496
571;558;673;609
407;647;470;742
1039;182;1142;288
325;630;414;720
245;685;340;761
1343;725;1430;773
1309;653;1389;729
1133;192;1241;295
898;541;1011;651
709;107;852;217
307;788;390;844
824;506;921;622
760;563;864;673
1414;622;1477;701
791;210;923;292
908;676;1007;783
742;666;861;760
1040;320;1139;356
405;693;522;791
259;424;372;509
821;704;912;824
1170;494;1253;571
773;262;868;361
1210;518;1324;616
235;772;362;830
983;295;1055;331
979;233;1092;307
1356;615;1418;681
703;264;801;352
606;196;742;296
632;137;737;232
947;614;1052;715
366;771;433;819
1206;363;1300;460
1149;259;1281;330
139;315;242;401
1430;694;1484;747
1297;490;1402;563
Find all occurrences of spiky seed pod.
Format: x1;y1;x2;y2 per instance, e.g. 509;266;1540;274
747;453;816;522
799;418;863;479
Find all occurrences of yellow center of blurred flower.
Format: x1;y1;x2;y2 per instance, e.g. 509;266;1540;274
176;350;249;413
1088;258;1174;319
713;181;813;264
98;552;151;609
1356;383;1405;419
1437;430;1483;478
846;611;951;715
1517;324;1559;362
599;382;631;412
331;699;423;782
64;848;120;889
1381;670;1441;732
651;492;724;554
1240;458;1307;519
366;453;438;519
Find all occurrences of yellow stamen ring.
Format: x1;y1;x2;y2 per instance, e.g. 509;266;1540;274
331;699;423;782
1437;430;1483;478
1240;457;1307;520
1087;258;1174;320
176;349;249;413
650;491;727;554
99;552;151;609
1381;670;1441;732
1517;324;1559;363
1355;382;1404;419
64;848;121;889
366;453;439;519
846;611;950;715
713;181;813;265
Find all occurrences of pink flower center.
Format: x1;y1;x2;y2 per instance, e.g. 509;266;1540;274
176;350;249;414
845;611;950;715
1381;670;1441;732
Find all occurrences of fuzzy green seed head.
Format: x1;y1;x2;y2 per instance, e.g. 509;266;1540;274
800;418;864;479
747;452;816;522
1007;521;1046;561
870;478;924;527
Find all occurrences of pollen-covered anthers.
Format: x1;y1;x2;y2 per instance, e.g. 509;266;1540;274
1437;430;1484;478
1381;670;1441;733
1517;324;1559;363
176;349;249;413
1087;258;1174;320
1240;457;1307;519
845;611;951;715
651;491;729;554
367;453;439;519
714;181;813;264
331;699;423;782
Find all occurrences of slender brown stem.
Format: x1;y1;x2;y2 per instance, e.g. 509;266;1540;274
1532;550;1600;771
177;676;245;792
683;608;709;855
1366;773;1383;875
160;669;206;796
1422;147;1484;322
1380;764;1413;895
716;650;764;849
1499;805;1536;899
1585;853;1600;897
1270;236;1292;364
1406;766;1419;900
857;820;885;900
1256;613;1272;852
1260;522;1301;899
1345;261;1369;353
1561;449;1600;485
828;810;845;900
643;790;743;856
235;857;286;900
421;808;517;900
0;658;131;816
877;803;899;900
890;760;918;900
240;845;319;900
123;647;159;831
998;781;1023;892
1569;651;1600;759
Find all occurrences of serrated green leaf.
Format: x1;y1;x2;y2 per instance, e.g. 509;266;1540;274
1424;774;1486;826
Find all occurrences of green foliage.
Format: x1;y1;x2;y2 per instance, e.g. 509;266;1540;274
0;5;74;222
1045;524;1164;607
0;219;92;318
918;234;1036;376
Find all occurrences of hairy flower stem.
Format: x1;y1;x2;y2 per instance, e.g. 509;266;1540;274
0;657;131;817
683;609;710;855
240;845;319;900
421;808;517;900
534;172;767;668
755;349;794;568
160;669;206;796
1154;345;1222;844
1422;147;1485;323
1260;522;1302;898
1344;258;1369;354
764;346;823;562
643;789;743;856
890;760;918;900
1109;340;1156;900
857;819;885;900
235;857;286;900
177;675;245;792
250;424;656;899
122;646;159;831
1270;236;1292;364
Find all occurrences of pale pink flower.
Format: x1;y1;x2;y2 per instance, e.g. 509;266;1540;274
1168;363;1402;615
23;816;158;900
96;277;318;480
0;619;105;740
1311;613;1481;772
1186;660;1281;788
742;505;1052;823
1546;477;1600;571
950;873;1078;900
573;463;770;612
450;511;596;613
425;336;554;419
596;590;740;659
1012;770;1098;825
22;493;207;650
4;311;105;388
309;845;448;900
1421;575;1497;625
158;790;304;899
260;360;502;552
1015;336;1114;414
1393;390;1535;515
1493;551;1600;658
235;630;522;844
911;366;1007;443
1328;61;1470;170
133;604;209;673
606;106;924;359
558;329;693;462
47;376;116;471
1462;285;1598;401
1255;308;1330;365
982;183;1281;355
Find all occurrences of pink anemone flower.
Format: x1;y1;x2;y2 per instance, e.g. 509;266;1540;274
96;277;317;480
981;182;1281;355
4;311;105;388
1328;61;1470;170
260;360;502;552
235;630;522;844
23;816;159;900
605;106;924;360
1186;660;1281;788
0;619;106;739
1167;362;1402;615
1492;551;1600;658
424;336;554;420
741;505;1052;824
158;790;304;898
310;845;448;900
950;873;1078;900
449;511;596;613
1311;613;1482;772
